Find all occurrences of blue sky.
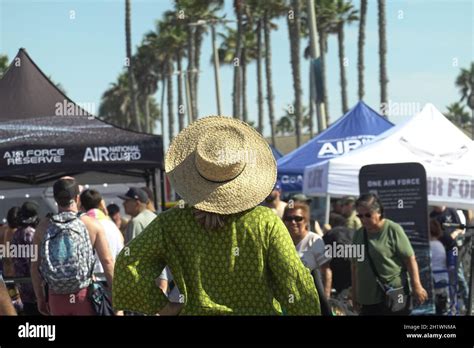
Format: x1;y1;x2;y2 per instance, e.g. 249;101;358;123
1;0;473;149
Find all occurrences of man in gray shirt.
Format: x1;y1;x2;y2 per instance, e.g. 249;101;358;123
119;187;157;244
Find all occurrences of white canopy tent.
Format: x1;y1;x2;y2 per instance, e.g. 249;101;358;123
303;103;474;220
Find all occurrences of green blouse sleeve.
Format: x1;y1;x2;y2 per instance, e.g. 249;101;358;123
267;217;321;315
112;217;168;315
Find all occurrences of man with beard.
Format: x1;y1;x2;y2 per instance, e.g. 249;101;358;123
261;182;287;219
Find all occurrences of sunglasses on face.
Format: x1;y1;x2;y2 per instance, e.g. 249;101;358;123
284;215;304;222
356;213;373;219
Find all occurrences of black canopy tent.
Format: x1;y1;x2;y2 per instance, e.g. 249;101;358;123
0;48;165;209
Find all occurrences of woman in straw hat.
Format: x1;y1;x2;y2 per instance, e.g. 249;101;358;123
113;116;321;315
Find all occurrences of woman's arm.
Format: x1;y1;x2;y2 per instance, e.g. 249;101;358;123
351;262;359;311
0;275;17;316
404;255;428;304
321;264;332;298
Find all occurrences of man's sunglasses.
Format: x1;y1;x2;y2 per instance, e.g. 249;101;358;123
284;215;304;222
356;213;373;219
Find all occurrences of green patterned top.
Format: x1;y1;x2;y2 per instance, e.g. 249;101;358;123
112;205;320;315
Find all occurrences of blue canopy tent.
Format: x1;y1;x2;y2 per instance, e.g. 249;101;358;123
270;145;283;160
277;101;394;192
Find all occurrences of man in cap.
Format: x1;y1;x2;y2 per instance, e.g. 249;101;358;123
30;177;115;315
119;187;157;244
340;196;362;231
261;181;287;219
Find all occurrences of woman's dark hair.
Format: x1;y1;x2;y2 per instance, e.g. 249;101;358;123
429;218;443;239
6;206;20;229
355;193;384;218
107;203;120;217
329;213;347;228
18;201;40;228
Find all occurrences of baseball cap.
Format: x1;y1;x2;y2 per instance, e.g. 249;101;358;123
292;193;311;202
118;187;148;203
341;196;356;205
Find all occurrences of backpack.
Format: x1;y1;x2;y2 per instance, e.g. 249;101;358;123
39;211;95;294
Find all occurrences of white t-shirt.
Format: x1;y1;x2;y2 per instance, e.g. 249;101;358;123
297;231;331;271
94;218;124;278
430;240;449;284
158;266;181;303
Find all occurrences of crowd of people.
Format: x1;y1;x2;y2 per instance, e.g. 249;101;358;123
0;116;472;316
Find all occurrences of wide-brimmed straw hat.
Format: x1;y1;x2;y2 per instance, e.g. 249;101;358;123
165;116;276;214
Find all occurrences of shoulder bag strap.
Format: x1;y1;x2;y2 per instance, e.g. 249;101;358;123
363;229;387;292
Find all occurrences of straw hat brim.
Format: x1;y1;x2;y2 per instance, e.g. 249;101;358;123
165;116;277;214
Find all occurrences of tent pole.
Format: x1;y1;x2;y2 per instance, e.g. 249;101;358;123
151;168;158;212
325;194;331;225
160;169;166;212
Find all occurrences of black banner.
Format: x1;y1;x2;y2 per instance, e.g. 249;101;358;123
0;316;472;346
359;162;435;314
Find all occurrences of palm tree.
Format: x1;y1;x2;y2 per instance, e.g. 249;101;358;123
99;73;133;128
125;0;142;132
133;43;160;133
276;106;310;135
261;0;287;146
175;0;224;119
256;17;265;135
358;0;367;100
159;10;188;131
287;0;304;147
233;0;244;120
246;0;266;134
446;102;470;127
455;63;474;138
99;72;161;132
378;0;388;116
334;0;358;113
0;54;9;77
303;0;338;124
216;26;258;124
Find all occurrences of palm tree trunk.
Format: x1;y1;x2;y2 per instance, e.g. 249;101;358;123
241;47;248;123
264;11;276;146
233;3;243;120
194;26;204;118
256;18;264;135
144;95;151;133
125;0;141;132
166;61;174;142
358;0;367;100
186;25;196;121
471;108;474;140
288;0;303;146
319;30;330;125
378;0;388;116
160;77;166;137
337;22;349;113
176;51;185;131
